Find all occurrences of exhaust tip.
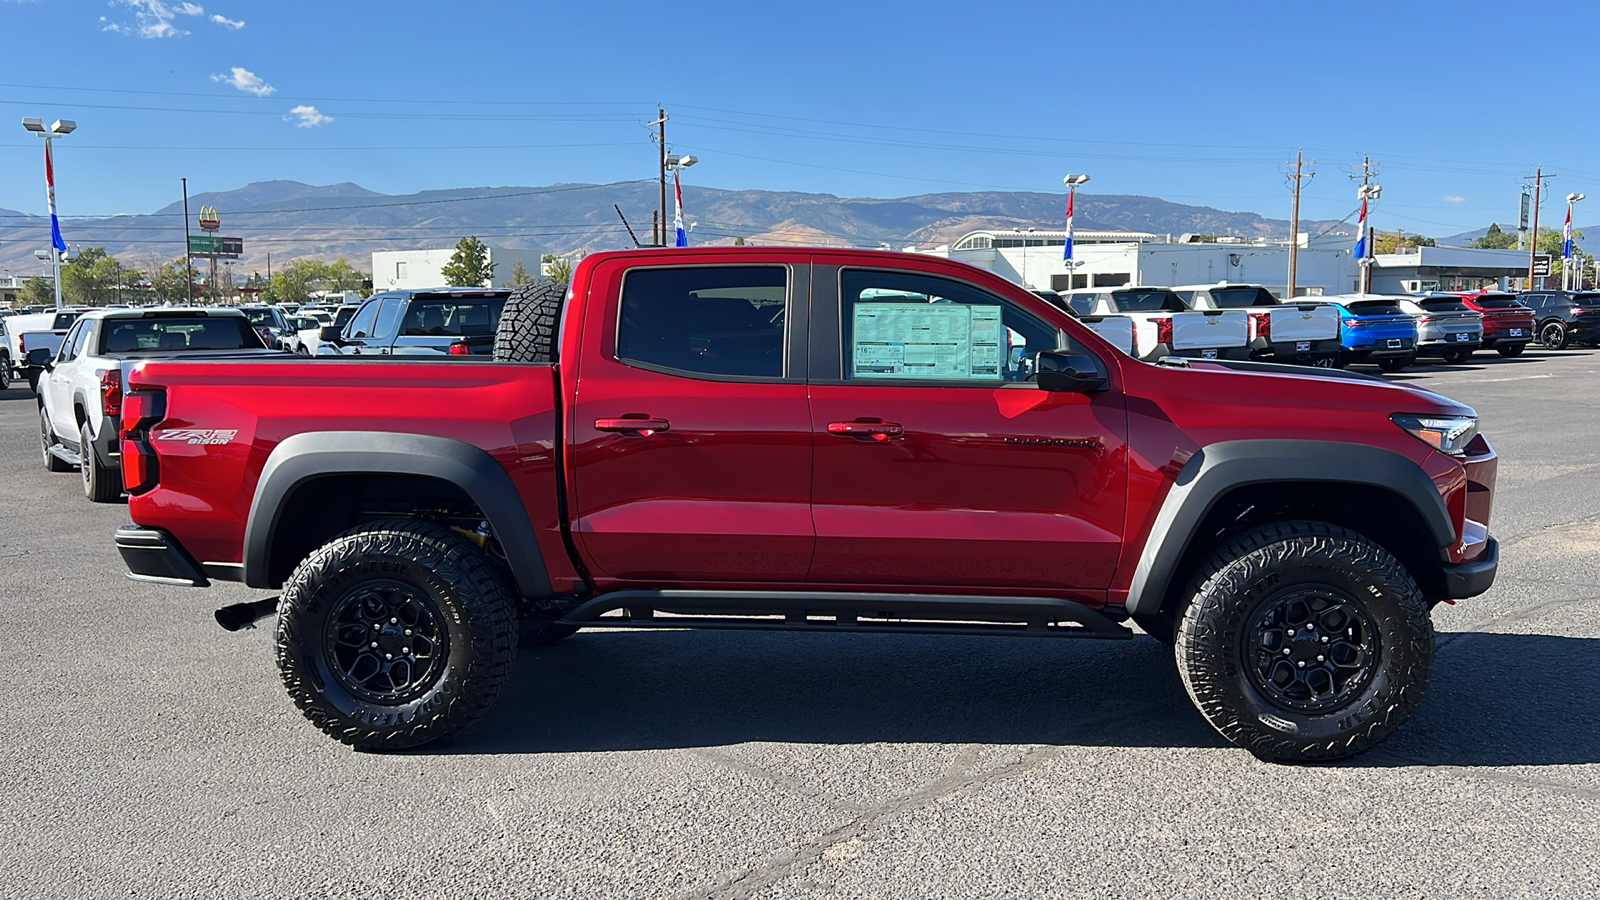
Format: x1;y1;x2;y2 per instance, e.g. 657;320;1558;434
215;597;279;632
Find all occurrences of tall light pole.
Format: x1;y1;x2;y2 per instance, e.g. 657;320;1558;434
21;116;76;309
1564;192;1584;290
1356;182;1381;293
1062;174;1090;289
666;154;697;247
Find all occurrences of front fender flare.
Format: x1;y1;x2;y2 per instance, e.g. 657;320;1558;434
242;431;551;598
1125;439;1453;617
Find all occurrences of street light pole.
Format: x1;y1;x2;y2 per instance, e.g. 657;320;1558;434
1062;173;1090;289
21;116;76;310
1564;192;1584;291
664;154;698;247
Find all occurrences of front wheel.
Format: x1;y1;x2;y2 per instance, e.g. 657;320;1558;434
1496;343;1526;358
1174;520;1434;763
1540;321;1570;350
275;519;518;751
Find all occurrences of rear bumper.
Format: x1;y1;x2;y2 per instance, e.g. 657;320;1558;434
1170;346;1252;361
1266;337;1341;361
115;525;209;587
1442;536;1498;600
1417;337;1482;355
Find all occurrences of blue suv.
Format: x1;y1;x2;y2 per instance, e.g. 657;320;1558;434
1303;296;1420;371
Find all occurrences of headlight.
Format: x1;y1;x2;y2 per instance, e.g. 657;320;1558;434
1391;413;1478;456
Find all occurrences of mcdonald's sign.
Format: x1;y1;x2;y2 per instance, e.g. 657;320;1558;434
198;205;221;232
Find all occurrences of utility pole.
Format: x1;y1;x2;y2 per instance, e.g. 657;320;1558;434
1525;167;1554;288
1285;150;1314;300
1351;156;1381;293
648;107;668;247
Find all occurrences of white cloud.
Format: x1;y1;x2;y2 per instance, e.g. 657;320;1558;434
1443;195;1467;203
211;67;275;96
286;105;332;128
103;2;244;38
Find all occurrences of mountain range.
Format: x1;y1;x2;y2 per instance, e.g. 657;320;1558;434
0;179;1377;277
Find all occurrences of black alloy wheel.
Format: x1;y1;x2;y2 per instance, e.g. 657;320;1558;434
324;580;449;704
1243;587;1379;715
1540;321;1570;350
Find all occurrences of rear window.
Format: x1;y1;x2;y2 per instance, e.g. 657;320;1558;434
1573;294;1600;307
240;308;280;329
1346;300;1407;316
98;316;264;353
1109;289;1185;312
334;306;359;328
52;312;81;330
400;295;507;338
1473;295;1524;309
1204;287;1275;308
1417;298;1472;313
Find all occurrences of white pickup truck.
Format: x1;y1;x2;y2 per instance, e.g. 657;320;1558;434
3;309;84;391
1031;290;1137;356
1173;283;1342;367
1060;287;1250;361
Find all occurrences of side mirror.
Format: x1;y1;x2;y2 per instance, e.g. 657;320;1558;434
317;326;343;344
1036;350;1107;393
25;347;54;370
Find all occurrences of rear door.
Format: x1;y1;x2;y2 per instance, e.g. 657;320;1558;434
567;257;815;583
806;259;1128;591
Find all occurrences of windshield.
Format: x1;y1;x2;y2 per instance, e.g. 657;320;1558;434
1205;287;1275;308
1109;289;1184;312
1473;295;1524;309
1418;298;1472;313
98;316;265;353
1346;300;1407;316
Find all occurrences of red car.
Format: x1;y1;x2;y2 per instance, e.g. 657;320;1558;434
113;248;1499;762
1454;290;1535;357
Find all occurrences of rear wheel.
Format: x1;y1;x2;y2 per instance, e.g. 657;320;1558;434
275;519;518;751
1496;343;1526;358
1377;356;1412;373
1540;321;1570;350
1175;520;1434;763
81;423;120;503
493;281;565;364
40;408;70;472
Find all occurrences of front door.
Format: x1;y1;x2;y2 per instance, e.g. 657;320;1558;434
807;262;1128;591
568;258;816;583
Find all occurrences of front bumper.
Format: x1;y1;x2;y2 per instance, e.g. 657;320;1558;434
115;525;209;587
1442;536;1498;600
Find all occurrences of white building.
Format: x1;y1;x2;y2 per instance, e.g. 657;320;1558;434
371;246;546;291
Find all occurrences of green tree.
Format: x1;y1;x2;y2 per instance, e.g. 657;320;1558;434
268;259;330;304
18;276;55;307
322;257;366;292
543;256;573;285
1372;230;1435;254
61;246;133;306
441;236;495;287
1532;225;1586;277
1468;223;1519;250
503;258;537;288
146;258;193;304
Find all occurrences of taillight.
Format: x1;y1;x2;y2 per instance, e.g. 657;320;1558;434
448;340;471;356
1342;317;1360;328
120;389;166;494
1250;312;1271;340
1155;317;1173;346
17;335;25;354
1418;316;1437;323
100;368;122;419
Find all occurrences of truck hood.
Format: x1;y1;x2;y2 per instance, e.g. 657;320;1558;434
1137;357;1475;420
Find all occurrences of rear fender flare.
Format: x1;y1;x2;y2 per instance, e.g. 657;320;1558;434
243;431;551;598
1125;439;1453;617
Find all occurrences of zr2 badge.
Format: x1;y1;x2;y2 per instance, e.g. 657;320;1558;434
157;429;239;446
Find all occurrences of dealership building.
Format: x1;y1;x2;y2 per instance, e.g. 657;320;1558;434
371;246;545;291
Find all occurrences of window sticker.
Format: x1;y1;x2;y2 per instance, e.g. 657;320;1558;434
852;302;1004;380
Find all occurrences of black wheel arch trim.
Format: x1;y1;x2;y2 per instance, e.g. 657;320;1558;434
1125;439;1455;617
242;431;552;598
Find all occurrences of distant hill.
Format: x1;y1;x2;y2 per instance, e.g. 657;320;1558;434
0;180;1342;277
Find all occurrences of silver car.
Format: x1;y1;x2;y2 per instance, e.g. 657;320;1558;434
1397;296;1483;363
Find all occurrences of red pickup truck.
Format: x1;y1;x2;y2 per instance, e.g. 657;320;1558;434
115;248;1499;762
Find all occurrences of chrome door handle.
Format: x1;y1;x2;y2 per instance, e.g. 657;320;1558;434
595;415;671;435
828;420;904;441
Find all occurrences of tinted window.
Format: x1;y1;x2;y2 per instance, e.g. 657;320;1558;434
334;306;359;328
1346;300;1407;316
618;266;787;378
399;296;505;337
345;299;380;338
98;316;263;353
1473;295;1523;309
841;269;1057;383
1109;289;1185;312
58;321;86;362
1205;287;1275;308
52;312;81;330
1573;293;1600;307
240;308;281;329
373;297;404;338
1418;298;1472;312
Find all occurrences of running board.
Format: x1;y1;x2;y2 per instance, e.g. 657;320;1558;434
49;445;82;467
554;589;1132;640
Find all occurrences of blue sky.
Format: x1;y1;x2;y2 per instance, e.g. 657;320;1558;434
3;0;1597;237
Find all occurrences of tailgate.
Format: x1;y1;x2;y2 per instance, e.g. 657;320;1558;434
1171;310;1248;350
1080;316;1135;356
1267;305;1339;342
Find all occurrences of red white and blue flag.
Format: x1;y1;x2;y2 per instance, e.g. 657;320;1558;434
45;139;66;253
1063;191;1075;261
1354;195;1368;261
1564;205;1573;261
673;169;687;247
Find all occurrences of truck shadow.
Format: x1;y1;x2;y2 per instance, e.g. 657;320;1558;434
438;630;1600;767
0;386;38;402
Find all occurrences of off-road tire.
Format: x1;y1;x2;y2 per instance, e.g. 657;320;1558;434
1174;520;1434;763
1377;356;1411;373
493;281;565;364
1540;321;1569;350
1495;343;1526;358
40;407;70;472
519;616;580;648
275;519;518;751
80;423;120;503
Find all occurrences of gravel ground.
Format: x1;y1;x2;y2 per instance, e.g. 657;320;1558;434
1;350;1596;899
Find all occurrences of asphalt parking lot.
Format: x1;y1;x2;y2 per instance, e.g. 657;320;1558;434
2;352;1598;900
